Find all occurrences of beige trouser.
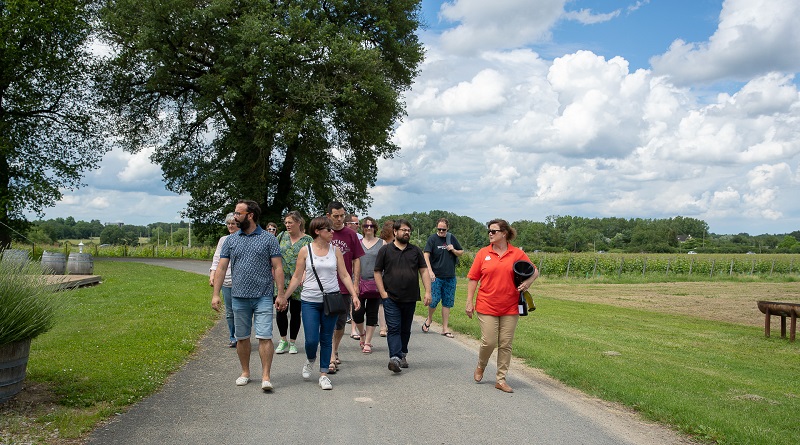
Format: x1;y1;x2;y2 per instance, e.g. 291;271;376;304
477;312;519;384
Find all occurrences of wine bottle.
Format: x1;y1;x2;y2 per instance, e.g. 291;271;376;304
518;291;528;316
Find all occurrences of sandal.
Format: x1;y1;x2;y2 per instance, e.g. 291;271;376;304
442;332;454;338
421;321;431;333
350;333;361;340
334;352;341;365
362;343;372;353
328;363;337;374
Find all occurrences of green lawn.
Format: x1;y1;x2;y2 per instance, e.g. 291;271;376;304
1;261;215;441
418;282;800;445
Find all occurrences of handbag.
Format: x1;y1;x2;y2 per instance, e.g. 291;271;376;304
308;245;348;316
358;277;379;299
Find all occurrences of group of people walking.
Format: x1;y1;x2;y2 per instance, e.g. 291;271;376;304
210;199;539;393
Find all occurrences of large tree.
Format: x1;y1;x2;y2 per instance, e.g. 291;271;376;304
0;0;109;247
99;0;424;226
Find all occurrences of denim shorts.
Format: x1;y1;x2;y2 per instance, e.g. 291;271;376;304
232;296;274;340
430;277;456;308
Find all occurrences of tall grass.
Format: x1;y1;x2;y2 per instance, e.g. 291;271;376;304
0;254;56;345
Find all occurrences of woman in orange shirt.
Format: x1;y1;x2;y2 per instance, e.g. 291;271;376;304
466;219;539;393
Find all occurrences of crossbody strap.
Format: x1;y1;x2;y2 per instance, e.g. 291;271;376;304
307;244;326;294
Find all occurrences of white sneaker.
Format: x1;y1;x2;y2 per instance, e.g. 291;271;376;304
261;380;273;391
319;375;332;390
302;360;313;380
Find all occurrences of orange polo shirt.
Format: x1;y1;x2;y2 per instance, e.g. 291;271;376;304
467;243;533;316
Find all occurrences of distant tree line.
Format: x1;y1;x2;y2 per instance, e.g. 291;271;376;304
20;212;800;254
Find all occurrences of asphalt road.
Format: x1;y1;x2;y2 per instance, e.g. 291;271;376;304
87;258;693;445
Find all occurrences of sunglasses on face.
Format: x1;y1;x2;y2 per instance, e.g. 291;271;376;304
488;229;502;235
362;224;375;229
436;228;447;232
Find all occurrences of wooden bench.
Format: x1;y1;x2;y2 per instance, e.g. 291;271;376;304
757;301;800;342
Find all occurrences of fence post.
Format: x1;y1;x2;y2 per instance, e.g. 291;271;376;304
666;258;671;276
710;259;715;277
642;257;646;276
592;258;598;278
770;260;775;277
617;257;624;278
729;259;734;276
750;259;755;275
689;258;694;275
566;257;572;279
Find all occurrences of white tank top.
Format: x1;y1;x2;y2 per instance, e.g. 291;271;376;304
301;243;339;303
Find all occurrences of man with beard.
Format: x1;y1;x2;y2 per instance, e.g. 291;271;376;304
373;219;431;373
212;200;286;391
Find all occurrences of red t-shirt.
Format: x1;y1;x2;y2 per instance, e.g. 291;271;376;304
467;243;533;316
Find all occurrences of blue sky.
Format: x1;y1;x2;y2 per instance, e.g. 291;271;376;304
29;0;800;235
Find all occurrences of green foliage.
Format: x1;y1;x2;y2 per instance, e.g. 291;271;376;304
0;0;110;246
528;252;800;280
99;0;425;225
0;251;56;345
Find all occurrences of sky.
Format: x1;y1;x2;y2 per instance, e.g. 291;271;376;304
28;0;800;235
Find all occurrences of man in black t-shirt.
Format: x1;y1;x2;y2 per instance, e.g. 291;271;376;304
374;219;431;373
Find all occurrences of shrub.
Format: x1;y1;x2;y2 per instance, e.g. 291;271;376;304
0;251;56;345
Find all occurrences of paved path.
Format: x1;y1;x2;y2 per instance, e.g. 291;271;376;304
88;258;692;445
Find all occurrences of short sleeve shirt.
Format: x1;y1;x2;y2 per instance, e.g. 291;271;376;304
221;225;282;299
374;242;427;303
331;226;365;294
277;231;312;300
424;233;463;278
467;243;533;316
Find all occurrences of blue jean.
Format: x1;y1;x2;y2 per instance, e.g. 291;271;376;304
222;286;235;343
231;296;274;340
301;300;338;373
382;297;416;359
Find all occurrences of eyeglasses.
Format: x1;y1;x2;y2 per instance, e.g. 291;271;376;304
488;229;502;235
362;224;375;229
226;222;238;226
345;221;358;225
319;227;333;232
267;228;277;232
233;211;249;217
436;228;447;232
397;228;411;233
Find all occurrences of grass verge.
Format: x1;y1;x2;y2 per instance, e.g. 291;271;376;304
419;280;800;445
0;261;215;443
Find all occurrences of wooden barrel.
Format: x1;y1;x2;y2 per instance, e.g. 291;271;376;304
67;252;94;275
0;338;31;403
1;249;29;271
41;251;66;275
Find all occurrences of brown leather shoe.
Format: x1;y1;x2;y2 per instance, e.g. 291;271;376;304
474;366;484;382
495;382;514;393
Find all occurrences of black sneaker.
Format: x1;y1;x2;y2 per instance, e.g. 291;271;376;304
388;357;402;373
399;357;408;368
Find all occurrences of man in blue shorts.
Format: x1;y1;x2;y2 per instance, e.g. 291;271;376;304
212;200;286;391
422;218;463;338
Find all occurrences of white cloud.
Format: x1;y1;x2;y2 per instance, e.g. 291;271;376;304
438;0;565;53
562;8;620;25
117;146;162;183
651;0;800;84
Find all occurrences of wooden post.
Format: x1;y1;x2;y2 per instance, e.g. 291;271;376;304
765;306;771;337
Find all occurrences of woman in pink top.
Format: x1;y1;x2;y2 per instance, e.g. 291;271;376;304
466;219;539;393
